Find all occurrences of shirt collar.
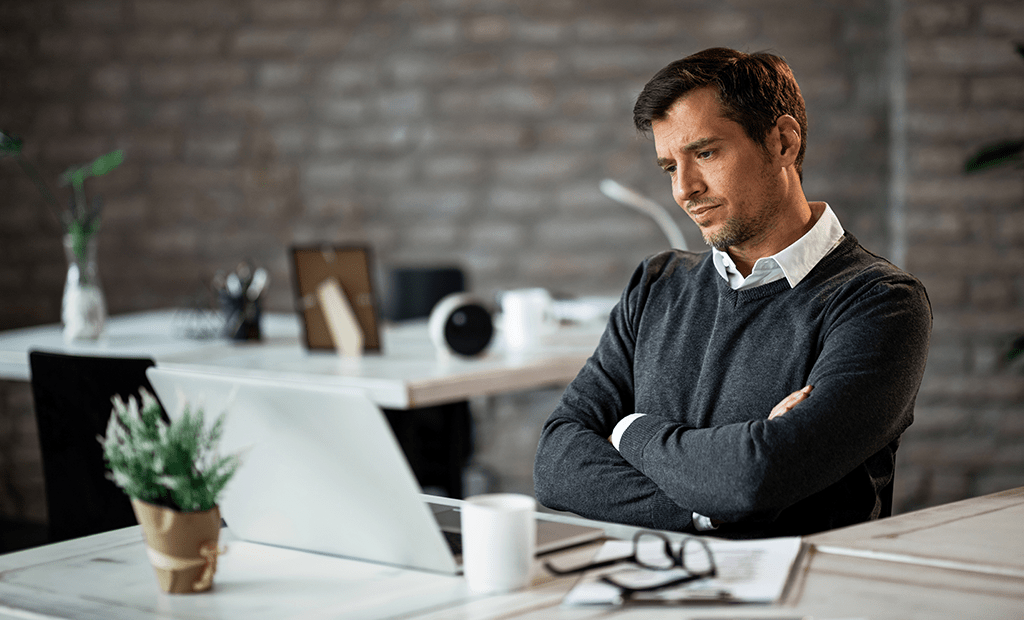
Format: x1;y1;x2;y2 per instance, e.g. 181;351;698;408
712;203;845;290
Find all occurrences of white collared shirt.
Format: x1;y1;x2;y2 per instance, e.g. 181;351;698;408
611;202;845;530
711;203;845;290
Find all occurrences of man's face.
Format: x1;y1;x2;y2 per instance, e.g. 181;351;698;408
651;87;784;252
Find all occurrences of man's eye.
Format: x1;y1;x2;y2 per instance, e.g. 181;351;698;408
697;150;713;160
662;165;676;175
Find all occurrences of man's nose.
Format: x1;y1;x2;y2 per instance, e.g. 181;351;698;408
673;162;706;204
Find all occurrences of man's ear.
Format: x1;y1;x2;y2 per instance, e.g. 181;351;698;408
774;115;801;166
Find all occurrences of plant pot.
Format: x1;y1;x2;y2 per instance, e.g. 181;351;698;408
131;499;223;594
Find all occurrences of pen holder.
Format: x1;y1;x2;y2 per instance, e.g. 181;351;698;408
220;290;262;341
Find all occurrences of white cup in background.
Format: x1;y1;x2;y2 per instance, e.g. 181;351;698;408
500;288;552;351
461;493;536;594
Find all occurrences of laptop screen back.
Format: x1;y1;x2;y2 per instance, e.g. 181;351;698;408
146;367;460;575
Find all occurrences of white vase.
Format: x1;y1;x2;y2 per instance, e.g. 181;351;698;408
61;233;106;341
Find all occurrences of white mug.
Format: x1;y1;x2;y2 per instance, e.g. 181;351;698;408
500;288;552;351
461;493;536;594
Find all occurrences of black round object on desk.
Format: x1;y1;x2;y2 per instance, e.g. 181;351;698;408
429;293;494;357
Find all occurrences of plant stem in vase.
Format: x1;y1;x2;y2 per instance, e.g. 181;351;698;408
62;227;106;341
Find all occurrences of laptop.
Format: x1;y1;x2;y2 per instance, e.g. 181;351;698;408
145;366;603;575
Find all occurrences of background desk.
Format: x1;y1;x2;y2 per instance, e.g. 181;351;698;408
0;309;602;409
1;488;1022;620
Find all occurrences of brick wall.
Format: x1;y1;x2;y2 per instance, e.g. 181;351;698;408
897;0;1024;511
0;0;1021;526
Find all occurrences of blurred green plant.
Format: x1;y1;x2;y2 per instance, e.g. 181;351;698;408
962;43;1023;363
0;130;123;264
99;389;243;513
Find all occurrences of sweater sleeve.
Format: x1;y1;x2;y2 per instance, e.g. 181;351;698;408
533;259;695;531
615;272;931;527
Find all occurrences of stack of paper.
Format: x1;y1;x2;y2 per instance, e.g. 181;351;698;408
561;536;804;606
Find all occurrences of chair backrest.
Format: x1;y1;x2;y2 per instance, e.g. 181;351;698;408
384;266;465;322
28;351;161;543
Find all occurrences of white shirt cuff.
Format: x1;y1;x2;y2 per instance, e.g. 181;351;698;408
610;413;646;451
692;512;718;531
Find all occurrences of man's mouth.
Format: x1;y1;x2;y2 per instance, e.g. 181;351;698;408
687;203;720;218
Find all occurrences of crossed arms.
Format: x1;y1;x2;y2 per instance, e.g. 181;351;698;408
533;253;931;536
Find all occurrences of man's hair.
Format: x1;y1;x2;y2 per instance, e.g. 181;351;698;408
633;47;807;180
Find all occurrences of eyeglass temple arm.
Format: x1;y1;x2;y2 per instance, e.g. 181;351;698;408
543;554;631;576
599;566;718;594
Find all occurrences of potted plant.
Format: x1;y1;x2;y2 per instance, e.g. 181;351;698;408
99;388;243;594
0;130;123;340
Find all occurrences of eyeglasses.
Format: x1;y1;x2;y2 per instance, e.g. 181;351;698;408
544;530;717;597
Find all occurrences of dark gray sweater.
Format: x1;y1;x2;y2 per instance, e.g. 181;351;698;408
533;234;931;538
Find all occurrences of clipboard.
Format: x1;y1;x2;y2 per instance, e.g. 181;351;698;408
289;245;381;352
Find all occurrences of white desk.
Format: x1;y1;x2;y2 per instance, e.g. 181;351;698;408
2;489;1023;620
0;309;603;409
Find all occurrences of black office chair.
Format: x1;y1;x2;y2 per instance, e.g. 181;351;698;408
381;266;474;498
28;351;164;543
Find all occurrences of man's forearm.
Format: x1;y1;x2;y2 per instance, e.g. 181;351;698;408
535;413;694;531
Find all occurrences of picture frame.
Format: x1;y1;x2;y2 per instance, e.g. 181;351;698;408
289;245;381;352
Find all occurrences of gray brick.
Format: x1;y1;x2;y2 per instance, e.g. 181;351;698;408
437;85;556;117
305;28;360;58
139;63;249;96
37;31;114;61
507;50;562;78
410;18;461;46
466;15;512;43
976;471;1024;496
422;122;528;149
124;30;223;58
134;0;242;27
905;75;966;110
321;62;381;91
487;187;548;214
64;0;125;25
423;155;484;181
38;135;110;165
467;222;527;250
512;19;566;44
970;76;1024;107
302;160;357;189
906;37;1024;72
535;215;658;249
493;152;589;183
90;64;131;97
980;5;1024;35
257;62;313;90
184;133;242;165
969;277;1015;309
252;0;330;22
31;103;74;135
232;28;312;58
376;90;426;118
389;190;474;216
81;101;129;130
903;4;972;34
448;51;503;82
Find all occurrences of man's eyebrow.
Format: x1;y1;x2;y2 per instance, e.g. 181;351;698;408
656;137;720;169
683;137;719;152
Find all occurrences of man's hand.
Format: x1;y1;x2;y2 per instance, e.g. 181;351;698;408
769;385;813;419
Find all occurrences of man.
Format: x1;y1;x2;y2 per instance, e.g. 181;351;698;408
533;48;931;538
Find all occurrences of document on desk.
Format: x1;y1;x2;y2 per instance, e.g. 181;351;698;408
561;536;803;606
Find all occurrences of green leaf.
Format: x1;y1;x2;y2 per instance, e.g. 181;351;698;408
0;131;23;157
964;139;1024;173
90;150;124;177
99;388;243;512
